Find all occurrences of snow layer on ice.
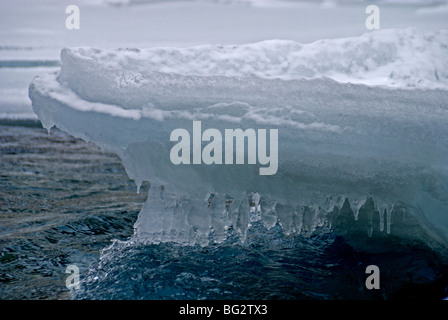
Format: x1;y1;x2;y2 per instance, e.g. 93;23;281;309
59;28;448;92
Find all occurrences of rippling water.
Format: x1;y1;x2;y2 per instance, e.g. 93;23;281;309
1;122;448;300
0;122;147;299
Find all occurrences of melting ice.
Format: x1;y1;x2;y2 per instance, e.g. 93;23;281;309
28;28;448;253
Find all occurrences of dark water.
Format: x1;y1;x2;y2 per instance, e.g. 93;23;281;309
76;222;448;300
0;122;147;299
1;122;448;300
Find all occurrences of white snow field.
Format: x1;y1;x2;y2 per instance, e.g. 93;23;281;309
29;27;448;250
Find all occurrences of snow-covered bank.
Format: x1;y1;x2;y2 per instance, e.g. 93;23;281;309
29;29;448;251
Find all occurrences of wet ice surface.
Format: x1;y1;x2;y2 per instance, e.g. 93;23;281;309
1;124;448;300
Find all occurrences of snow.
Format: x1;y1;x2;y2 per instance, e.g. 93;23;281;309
58;28;448;91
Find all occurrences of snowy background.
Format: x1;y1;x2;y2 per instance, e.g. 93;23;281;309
1;0;448;119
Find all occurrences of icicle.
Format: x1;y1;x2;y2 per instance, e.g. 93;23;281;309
302;206;317;235
208;193;228;243
379;208;385;232
368;223;373;237
367;198;374;237
376;201;394;233
135;179;142;194
252;192;261;214
350;197;366;221
224;194;234;214
236;194;250;242
275;202;294;235
292;206;304;235
261;199;278;230
386;205;394;234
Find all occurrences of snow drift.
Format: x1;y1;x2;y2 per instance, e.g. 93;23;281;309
28;29;448;252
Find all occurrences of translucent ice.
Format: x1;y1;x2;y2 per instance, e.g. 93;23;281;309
29;29;448;250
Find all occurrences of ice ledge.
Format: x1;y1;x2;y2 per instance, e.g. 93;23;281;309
28;69;448;251
28;31;448;250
